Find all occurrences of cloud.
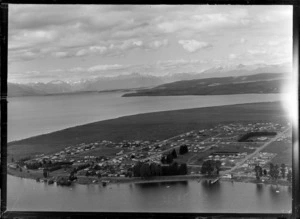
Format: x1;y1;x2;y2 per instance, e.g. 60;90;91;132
9;5;252;62
8;4;292;81
267;40;281;46
247;49;267;55
156;59;207;72
52;51;70;58
71;39;169;58
75;49;89;57
157;8;251;34
49;69;64;73
132;40;143;46
89;46;107;54
258;7;292;23
147;39;169;49
9;48;43;62
240;38;247;44
178;40;212;52
69;67;85;72
75;46;108;57
10;58;210;83
229;54;237;59
87;64;126;72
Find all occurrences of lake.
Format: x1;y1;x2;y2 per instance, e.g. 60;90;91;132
7;92;292;213
8;92;285;142
7;175;291;213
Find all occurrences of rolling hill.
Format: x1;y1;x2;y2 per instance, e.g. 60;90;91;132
7;63;291;97
123;73;290;97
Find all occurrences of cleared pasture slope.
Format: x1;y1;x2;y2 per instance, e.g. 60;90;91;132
8;101;289;161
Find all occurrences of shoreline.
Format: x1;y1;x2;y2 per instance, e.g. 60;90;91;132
7;100;291;189
8;101;288;163
8;99;283;144
8;168;291;188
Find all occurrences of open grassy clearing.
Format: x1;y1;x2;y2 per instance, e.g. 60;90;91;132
262;141;292;166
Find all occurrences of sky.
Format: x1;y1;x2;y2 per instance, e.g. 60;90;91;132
8;5;293;83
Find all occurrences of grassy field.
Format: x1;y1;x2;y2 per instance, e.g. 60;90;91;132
8;101;290;161
262;141;292;166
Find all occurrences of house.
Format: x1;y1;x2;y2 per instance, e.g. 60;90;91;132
8;163;18;169
116;150;124;156
221;174;232;179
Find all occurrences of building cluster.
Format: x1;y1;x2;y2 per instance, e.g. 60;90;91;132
207;152;248;168
11;121;291;183
232;152;277;176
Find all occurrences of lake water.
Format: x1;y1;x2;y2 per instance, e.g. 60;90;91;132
8;92;284;142
7;92;292;212
7;175;292;213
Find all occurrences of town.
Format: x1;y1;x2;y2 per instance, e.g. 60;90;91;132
8;121;293;186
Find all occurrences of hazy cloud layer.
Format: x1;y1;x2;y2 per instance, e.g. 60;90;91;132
8;5;292;83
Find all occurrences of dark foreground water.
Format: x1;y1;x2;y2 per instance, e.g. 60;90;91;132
7;175;292;213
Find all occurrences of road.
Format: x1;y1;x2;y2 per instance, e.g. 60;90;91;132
102;129;202;164
224;128;290;174
140;133;221;162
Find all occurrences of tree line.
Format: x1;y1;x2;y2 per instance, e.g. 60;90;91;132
132;161;188;178
161;145;188;164
238;132;277;142
254;162;292;182
200;160;222;175
25;160;73;171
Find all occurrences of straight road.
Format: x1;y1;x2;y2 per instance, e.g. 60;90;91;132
140;133;221;162
224;128;290;174
103;129;202;164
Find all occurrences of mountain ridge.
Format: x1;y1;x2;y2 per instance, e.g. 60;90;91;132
8;63;292;97
122;73;290;97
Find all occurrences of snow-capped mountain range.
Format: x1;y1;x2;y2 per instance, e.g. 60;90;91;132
8;63;292;97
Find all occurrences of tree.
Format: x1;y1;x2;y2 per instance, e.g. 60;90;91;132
150;163;157;176
140;163;151;178
133;162;142;177
126;171;132;178
170;162;179;175
269;163;274;178
263;169;267;176
69;171;77;181
287;169;292;182
259;166;263;177
280;163;286;179
171;149;178;159
201;160;215;175
161;156;167;164
43;168;49;178
215;160;221;175
179;163;188;175
254;165;263;180
274;164;280;180
161;165;170;176
166;154;173;164
155;164;162;176
179;145;188;155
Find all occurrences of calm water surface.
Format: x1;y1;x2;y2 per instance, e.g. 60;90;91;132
8;175;292;213
8;92;283;142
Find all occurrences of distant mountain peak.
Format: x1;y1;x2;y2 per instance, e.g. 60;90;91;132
48;80;67;85
237;64;246;68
